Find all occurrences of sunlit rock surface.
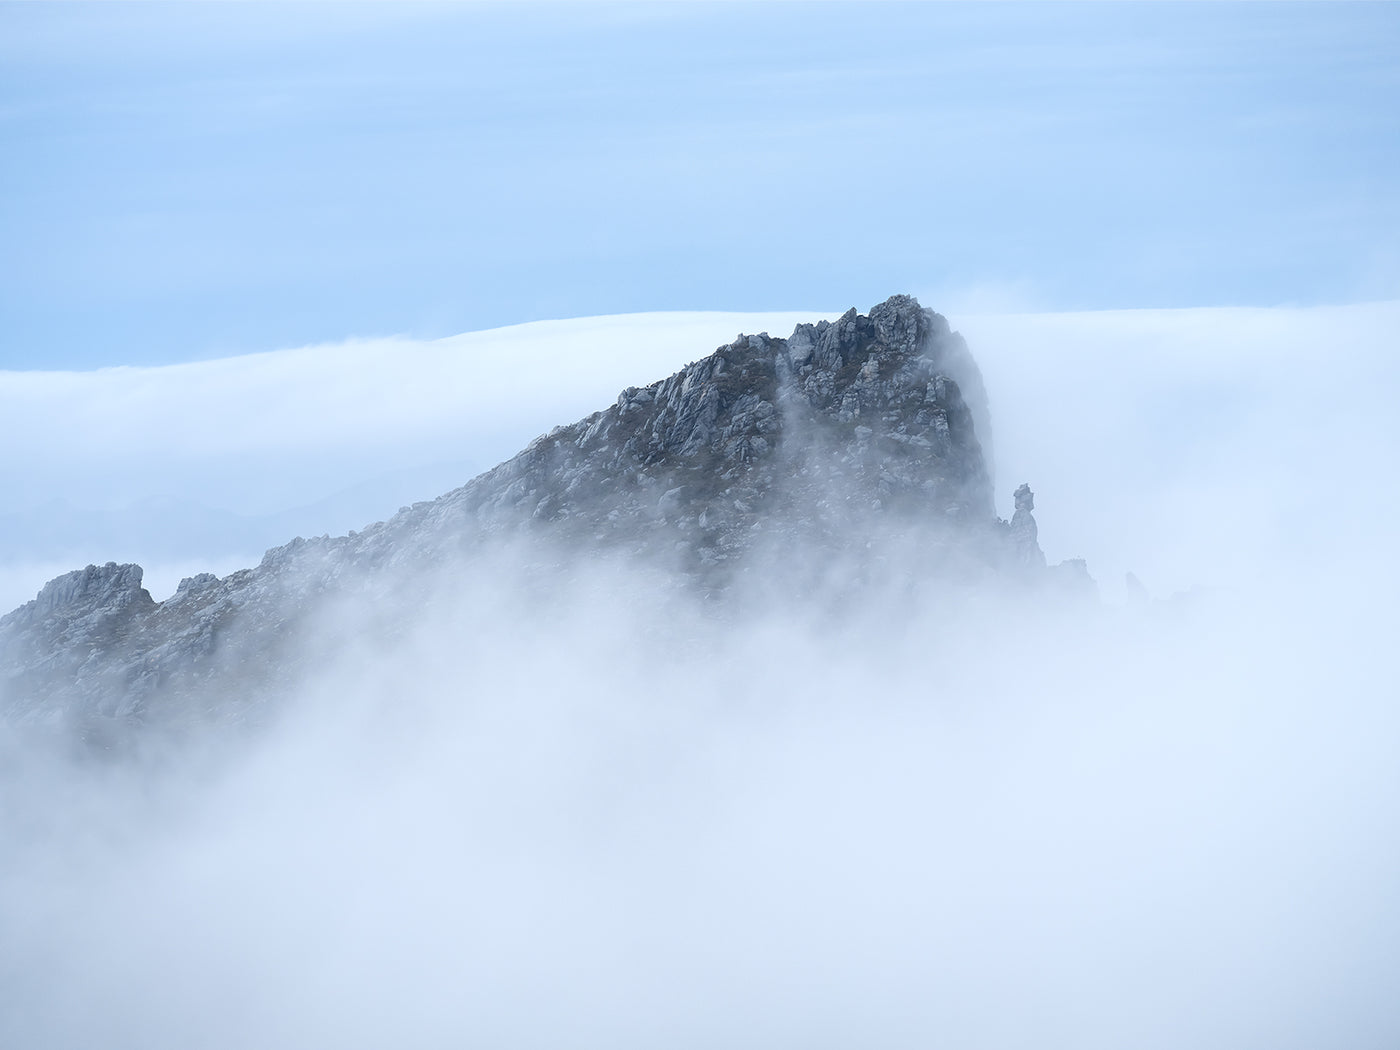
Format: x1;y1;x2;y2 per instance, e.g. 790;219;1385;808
0;295;1090;742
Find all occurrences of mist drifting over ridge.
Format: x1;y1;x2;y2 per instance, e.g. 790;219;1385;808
2;298;1398;1048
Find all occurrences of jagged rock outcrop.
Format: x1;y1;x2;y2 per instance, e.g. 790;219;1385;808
0;563;156;726
0;295;1088;744
375;295;994;570
1010;482;1047;569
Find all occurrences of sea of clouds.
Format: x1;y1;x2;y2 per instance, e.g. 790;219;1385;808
2;302;1397;1048
0;310;829;609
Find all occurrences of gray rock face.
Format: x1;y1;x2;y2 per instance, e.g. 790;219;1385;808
0;563;157;728
411;294;994;563
0;295;1085;743
1011;482;1047;569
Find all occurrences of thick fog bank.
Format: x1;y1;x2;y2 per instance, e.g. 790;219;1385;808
3;299;1397;1046
959;301;1400;597
2;546;1396;1050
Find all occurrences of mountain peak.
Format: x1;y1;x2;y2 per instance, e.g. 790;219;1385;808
396;293;993;564
1;297;1086;743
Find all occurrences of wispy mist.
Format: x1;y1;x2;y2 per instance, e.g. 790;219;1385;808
4;545;1397;1048
2;301;1397;1047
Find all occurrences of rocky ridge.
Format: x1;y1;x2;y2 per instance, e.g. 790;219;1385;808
0;295;1087;742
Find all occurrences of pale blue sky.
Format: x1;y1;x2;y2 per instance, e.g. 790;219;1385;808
2;1;1398;369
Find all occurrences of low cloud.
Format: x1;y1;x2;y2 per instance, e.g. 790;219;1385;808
3;537;1397;1048
0;310;831;608
0;311;832;510
5;301;1394;608
961;301;1400;595
2;301;1397;1047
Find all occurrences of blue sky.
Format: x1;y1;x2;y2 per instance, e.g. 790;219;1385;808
3;1;1398;369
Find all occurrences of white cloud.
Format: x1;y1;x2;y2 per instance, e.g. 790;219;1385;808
1;310;832;505
3;537;1397;1048
3;301;1399;1048
960;301;1400;595
0;310;833;607
2;300;1395;609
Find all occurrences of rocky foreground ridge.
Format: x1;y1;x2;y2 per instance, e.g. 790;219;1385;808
0;295;1089;742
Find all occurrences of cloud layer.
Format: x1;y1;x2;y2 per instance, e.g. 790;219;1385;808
5;300;1395;606
0;310;830;604
3;543;1396;1048
958;301;1400;595
3;301;1398;1047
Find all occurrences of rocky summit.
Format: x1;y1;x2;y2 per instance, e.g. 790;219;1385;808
0;295;1089;744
